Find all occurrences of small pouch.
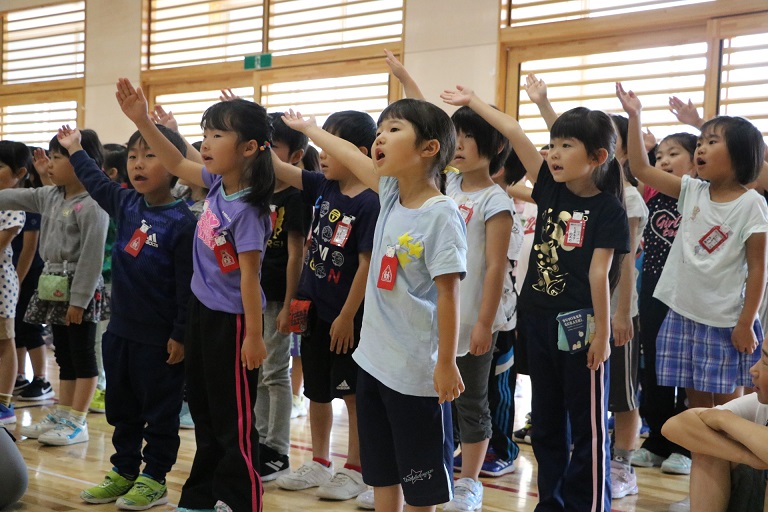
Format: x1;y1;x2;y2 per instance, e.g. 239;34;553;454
289;299;313;335
37;273;70;302
556;308;595;353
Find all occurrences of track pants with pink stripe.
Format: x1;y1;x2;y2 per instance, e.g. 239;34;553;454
179;297;263;512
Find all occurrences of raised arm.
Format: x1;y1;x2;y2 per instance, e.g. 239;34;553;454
151;105;204;165
385;49;425;100
523;73;558;131
616;83;682;198
669;96;704;131
281;110;378;192
441;86;544;182
116;78;205;188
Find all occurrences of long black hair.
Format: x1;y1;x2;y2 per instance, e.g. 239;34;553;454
201;99;275;214
49;128;104;168
551;107;625;292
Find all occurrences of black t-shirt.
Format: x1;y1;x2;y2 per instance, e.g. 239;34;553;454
640;192;680;293
262;186;312;302
11;212;44;275
520;161;630;312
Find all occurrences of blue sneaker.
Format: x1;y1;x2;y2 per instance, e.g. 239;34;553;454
639;419;650;438
607;415;615;432
0;403;16;425
453;452;462;472
479;449;515;478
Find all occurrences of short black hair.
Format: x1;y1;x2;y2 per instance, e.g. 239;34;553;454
269;112;309;156
49;128;104;169
323;111;377;154
502;149;526;185
451;106;511;175
699;116;765;185
0;141;32;179
103;144;129;186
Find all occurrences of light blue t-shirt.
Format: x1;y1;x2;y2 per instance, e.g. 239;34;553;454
353;177;467;397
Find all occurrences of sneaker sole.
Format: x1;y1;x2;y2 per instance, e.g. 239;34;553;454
316;485;367;500
39;434;89;446
81;493;126;504
0;416;17;425
661;466;691;475
89;407;106;413
611;486;639;499
116;496;169;510
18;391;56;401
261;468;290;483
479;466;516;478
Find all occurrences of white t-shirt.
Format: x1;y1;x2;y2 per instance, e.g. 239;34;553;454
353;177;467;397
718;393;768;426
610;185;648;318
654;175;768;327
515;200;538;295
445;172;513;355
0;210;25;319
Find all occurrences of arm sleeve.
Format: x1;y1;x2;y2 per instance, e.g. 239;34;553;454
0;188;45;214
300;170;322;203
530;160;551;204
282;189;309;234
593;199;631;253
71;151;126;218
354;192;379;253
70;204;109;308
426;206;468;280
171;221;196;342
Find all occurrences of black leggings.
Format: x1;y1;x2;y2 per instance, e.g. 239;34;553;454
52;322;98;380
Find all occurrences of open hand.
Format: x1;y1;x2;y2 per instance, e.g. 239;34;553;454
384;49;409;82
668;96;703;128
440;85;475;107
151;105;179;133
643;128;657;152
524;73;548;104
219;88;240;102
281;109;317;133
116;78;150;123
56;125;82;152
616;82;642;117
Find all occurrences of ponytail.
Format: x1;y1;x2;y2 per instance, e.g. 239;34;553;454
593;157;626;293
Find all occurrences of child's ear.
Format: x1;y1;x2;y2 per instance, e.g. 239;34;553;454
15;167;28;183
357;146;369;157
242;140;259;157
289;148;305;165
593;148;610;166
105;167;119;180
420;139;440;159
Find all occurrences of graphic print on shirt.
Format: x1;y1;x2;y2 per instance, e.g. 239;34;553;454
649;209;680;246
532;207;585;296
267;204;286;249
197;200;221;250
395;232;424;268
307;203;353;285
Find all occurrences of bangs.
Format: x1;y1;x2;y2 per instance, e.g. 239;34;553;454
200;101;236;132
550;107;589;141
378;100;414;127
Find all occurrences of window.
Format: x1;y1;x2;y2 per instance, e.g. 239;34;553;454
518;42;708;147
145;0;265;70
0;100;78;148
2;1;85;84
502;0;713;28
268;0;403;56
261;72;389;128
719;32;768;136
153;87;256;141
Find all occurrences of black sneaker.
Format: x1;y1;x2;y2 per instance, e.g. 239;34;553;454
18;377;55;401
259;443;290;482
13;376;29;397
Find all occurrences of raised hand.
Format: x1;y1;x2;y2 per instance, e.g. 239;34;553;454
643;128;657;152
33;148;50;176
384;49;408;82
440;85;475;107
668;96;703;128
151;105;179;133
116;77;150;124
56;124;82;151
219;88;240;102
524;73;548;104
616;82;642;117
281;109;317;133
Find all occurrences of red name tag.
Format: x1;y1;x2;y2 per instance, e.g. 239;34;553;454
214;234;240;273
699;225;728;253
269;204;278;230
458;201;474;225
563;213;586;247
124;221;150;257
331;215;354;247
377;246;398;290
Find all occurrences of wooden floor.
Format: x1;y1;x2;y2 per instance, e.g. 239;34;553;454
9;357;688;511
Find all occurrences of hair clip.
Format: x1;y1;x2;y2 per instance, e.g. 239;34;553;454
443;165;461;174
259;141;271;151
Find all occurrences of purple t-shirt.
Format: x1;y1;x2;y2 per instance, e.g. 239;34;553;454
191;169;272;314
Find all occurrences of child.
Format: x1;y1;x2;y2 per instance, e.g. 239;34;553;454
1;130;109;446
282;97;467;511
662;338;768;512
442;85;629;511
273;111;379;502
11;141;50;403
117;77;272;512
55;124;196;509
617;84;768;409
254;112;311;482
0;141;28;425
443;106;513;512
631;133;697;474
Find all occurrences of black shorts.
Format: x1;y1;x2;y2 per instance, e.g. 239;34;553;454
357;368;454;507
300;312;361;403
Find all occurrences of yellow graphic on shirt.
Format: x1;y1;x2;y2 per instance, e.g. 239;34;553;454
267;206;286;248
532;208;583;296
396;232;424;267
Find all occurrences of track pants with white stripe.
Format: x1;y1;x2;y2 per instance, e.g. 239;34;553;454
522;309;611;512
179;297;263;512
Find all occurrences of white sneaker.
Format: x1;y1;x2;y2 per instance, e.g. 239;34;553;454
661;453;692;475
669;496;690;512
291;395;307;419
316;468;367;500
276;461;332;491
444;478;483;511
355;489;375;510
20;411;60;439
38;416;89;445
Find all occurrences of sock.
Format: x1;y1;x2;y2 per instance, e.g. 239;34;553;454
69;409;87;424
313;457;332;468
614;448;634;468
344;463;362;473
140;472;164;484
0;393;12;407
